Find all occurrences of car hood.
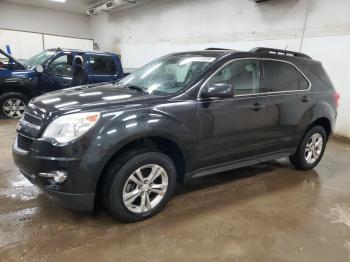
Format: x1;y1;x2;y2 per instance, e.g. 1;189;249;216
0;49;26;70
29;83;160;116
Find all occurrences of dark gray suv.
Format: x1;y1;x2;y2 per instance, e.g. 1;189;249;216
12;47;339;222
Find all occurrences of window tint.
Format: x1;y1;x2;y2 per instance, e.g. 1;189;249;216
263;60;299;92
298;71;310;90
208;59;260;96
89;55;116;75
48;54;73;77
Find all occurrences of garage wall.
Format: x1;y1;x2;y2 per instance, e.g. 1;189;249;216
43;35;93;50
0;1;94;59
0;29;43;59
0;1;91;39
89;0;350;138
0;29;94;60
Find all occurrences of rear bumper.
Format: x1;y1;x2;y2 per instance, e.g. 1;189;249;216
12;143;95;212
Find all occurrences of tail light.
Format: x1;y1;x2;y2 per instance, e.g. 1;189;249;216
335;92;340;107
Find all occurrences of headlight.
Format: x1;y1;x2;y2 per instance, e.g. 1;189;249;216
42;112;100;143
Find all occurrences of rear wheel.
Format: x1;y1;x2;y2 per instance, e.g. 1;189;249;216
290;126;327;170
0;92;28;119
101;149;176;222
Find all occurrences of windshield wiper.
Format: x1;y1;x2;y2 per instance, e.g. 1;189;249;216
124;85;147;94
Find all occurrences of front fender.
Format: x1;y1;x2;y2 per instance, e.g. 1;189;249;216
86;104;198;192
0;70;38;97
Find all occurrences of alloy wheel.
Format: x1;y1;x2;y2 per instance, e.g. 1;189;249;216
2;98;26;118
122;164;169;213
304;133;323;164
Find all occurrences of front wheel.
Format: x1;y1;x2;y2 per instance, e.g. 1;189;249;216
102;150;177;222
290;126;327;170
0;92;28;119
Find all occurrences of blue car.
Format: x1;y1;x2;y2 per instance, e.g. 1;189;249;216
0;48;125;118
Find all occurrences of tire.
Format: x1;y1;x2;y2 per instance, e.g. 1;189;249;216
289;126;327;170
101;149;177;222
0;92;28;119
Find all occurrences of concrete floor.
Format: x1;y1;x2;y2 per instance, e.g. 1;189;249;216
1;119;350;262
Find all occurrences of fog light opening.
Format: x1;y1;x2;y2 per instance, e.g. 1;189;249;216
39;171;67;183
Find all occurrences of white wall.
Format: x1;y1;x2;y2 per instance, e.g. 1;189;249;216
43;35;93;50
0;1;94;59
0;29;43;59
90;0;350;137
0;29;94;59
0;1;91;39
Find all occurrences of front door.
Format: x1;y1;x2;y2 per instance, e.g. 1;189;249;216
38;53;74;93
197;59;271;168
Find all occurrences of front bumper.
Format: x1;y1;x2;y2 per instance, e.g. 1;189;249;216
12;143;95;212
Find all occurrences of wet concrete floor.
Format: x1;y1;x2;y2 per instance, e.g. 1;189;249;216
1;119;350;261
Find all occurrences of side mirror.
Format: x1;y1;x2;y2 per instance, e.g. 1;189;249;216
201;83;234;99
35;65;44;73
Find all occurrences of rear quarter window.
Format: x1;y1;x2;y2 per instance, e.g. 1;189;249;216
88;55;117;75
298;71;310;90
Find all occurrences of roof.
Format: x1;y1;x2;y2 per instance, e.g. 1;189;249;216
168;47;313;61
46;48;117;56
165;50;236;58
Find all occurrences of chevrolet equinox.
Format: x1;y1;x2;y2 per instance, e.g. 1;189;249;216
12;47;339;222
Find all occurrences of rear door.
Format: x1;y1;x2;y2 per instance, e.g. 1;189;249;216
86;54;120;83
262;59;311;151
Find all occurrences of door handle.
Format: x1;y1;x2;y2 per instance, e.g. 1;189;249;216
301;95;310;102
250;103;264;111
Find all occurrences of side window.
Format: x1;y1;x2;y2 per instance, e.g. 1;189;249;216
89;55;116;75
208;59;260;95
48;54;73;77
263;60;299;92
298;71;310;90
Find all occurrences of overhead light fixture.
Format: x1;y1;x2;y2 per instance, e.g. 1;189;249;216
87;0;136;15
49;0;66;3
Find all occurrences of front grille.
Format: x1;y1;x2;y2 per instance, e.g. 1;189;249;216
23;113;41;126
17;134;33;152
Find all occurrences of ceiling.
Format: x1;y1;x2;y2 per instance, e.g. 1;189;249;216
4;0;100;14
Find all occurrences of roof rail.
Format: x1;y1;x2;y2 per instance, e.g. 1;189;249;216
251;47;311;59
205;48;231;51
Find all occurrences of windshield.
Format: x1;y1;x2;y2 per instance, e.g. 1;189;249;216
23;50;56;69
117;54;216;96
